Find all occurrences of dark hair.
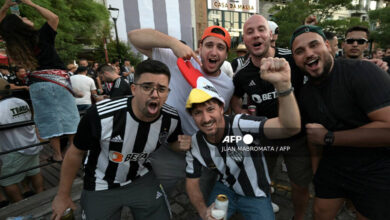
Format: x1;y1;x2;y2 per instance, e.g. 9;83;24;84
15;66;25;72
97;64;115;74
211;27;226;36
324;31;336;40
345;26;369;38
187;98;224;114
0;14;39;70
134;60;171;83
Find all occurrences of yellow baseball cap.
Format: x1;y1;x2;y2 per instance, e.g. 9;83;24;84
185;77;225;109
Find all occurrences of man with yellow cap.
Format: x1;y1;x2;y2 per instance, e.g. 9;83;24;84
184;57;301;220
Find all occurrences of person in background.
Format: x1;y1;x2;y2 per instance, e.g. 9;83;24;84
0;0;80;162
324;31;339;58
268;21;279;48
372;47;384;59
98;64;131;98
0;79;44;203
70;66;104;111
66;63;77;76
231;43;249;74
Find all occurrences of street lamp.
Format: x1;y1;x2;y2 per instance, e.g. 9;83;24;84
108;5;121;66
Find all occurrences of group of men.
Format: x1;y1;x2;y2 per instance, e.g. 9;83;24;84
50;13;390;220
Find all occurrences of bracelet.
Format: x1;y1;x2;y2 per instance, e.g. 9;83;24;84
276;86;294;97
93;94;99;98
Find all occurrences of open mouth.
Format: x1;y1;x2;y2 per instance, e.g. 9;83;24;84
208;58;217;64
147;101;159;115
305;58;319;68
253;42;262;47
202;120;215;128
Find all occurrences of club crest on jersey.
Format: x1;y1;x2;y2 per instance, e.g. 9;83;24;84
109;151;124;163
159;130;169;144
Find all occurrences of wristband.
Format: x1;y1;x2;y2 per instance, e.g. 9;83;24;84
276;86;294;97
324;131;334;147
93;94;99;98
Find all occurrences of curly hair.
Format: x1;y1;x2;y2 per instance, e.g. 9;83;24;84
0;14;39;70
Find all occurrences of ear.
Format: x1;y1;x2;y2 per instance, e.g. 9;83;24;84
325;40;331;51
131;83;136;95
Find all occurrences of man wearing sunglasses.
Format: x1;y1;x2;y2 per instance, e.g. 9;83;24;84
342;26;388;72
342;26;369;59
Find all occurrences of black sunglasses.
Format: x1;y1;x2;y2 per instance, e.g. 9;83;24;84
345;38;367;45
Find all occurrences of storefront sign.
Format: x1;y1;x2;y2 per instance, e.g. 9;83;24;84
208;0;258;13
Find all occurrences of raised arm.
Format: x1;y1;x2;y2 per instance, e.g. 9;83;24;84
22;0;59;30
0;0;15;22
261;57;301;139
128;28;200;65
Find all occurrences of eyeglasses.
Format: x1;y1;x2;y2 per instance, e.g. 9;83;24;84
134;83;170;96
345;38;367;45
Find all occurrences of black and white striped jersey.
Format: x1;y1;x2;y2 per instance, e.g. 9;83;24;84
74;96;182;191
186;114;271;197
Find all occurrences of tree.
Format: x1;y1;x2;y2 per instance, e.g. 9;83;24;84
0;0;112;63
91;40;142;65
369;7;390;47
269;0;368;48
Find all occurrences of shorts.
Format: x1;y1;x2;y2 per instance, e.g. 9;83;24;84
264;136;313;187
0;152;40;187
29;82;80;139
314;158;390;219
80;171;171;220
207;181;275;220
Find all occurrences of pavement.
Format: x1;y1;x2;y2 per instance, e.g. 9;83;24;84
7;155;357;220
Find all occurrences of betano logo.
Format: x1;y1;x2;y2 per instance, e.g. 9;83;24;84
109;151;148;163
222;134;253;145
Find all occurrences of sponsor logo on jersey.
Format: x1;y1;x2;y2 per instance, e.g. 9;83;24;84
108;151;148;163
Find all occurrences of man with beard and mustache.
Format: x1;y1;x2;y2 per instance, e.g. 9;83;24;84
291;25;390;220
185;57;301;220
128;26;234;195
231;14;312;220
51;60;191;220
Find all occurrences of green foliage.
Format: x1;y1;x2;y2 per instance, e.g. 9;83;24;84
269;0;369;48
369;7;390;47
0;0;142;64
91;40;142;65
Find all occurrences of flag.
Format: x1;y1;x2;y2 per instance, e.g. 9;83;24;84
123;0;193;49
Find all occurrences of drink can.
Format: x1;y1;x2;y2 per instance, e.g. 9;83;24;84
248;105;256;116
61;208;75;220
214;194;228;220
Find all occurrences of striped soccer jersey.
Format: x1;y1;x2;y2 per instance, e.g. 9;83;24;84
74;96;182;191
186;114;271;197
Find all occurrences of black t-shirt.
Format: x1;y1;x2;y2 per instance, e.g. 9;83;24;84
34;23;66;70
233;48;304;118
109;76;132;98
299;58;390;169
8;77;27;86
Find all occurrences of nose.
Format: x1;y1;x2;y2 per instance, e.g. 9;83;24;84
150;87;159;98
202;111;212;123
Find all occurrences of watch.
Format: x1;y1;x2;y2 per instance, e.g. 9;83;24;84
324;131;334;147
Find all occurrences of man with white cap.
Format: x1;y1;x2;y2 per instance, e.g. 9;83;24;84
183;57;301;220
268;21;279;48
